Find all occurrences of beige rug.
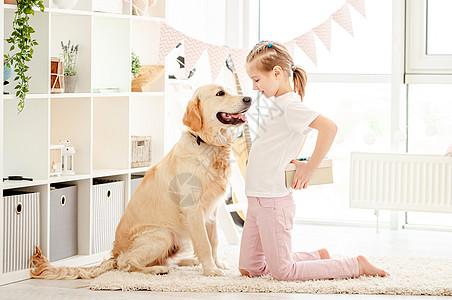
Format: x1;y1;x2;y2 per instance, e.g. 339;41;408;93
90;248;452;296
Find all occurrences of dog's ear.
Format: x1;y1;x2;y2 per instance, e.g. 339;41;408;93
183;96;203;132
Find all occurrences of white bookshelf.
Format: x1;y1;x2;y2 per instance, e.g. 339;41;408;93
1;0;168;285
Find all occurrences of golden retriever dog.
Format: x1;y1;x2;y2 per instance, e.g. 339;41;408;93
30;84;251;279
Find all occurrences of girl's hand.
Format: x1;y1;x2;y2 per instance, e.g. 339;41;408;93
291;160;316;190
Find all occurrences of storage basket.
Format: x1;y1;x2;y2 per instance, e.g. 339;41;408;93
131;136;152;168
3;191;40;273
91;179;124;254
49;184;78;261
130;175;144;197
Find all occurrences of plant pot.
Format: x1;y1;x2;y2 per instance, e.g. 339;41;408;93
3;61;13;82
52;0;78;9
64;76;77;93
4;0;17;4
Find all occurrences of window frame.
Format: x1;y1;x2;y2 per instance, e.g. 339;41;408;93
405;0;452;83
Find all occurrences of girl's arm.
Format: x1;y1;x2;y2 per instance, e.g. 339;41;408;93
291;115;338;190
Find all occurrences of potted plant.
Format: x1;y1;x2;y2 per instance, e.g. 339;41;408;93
4;0;45;113
131;51;141;79
60;40;79;93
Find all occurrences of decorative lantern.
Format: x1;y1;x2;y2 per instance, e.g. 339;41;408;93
50;145;64;176
59;140;76;175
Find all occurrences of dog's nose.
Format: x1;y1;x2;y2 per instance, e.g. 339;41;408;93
243;97;252;103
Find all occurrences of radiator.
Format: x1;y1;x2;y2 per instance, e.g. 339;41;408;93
3;191;40;273
350;152;452;213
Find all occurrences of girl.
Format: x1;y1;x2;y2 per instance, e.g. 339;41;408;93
238;41;388;281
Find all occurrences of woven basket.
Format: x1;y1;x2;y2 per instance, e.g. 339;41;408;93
131;136;152;168
131;65;165;92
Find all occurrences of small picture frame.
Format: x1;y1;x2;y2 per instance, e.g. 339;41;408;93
50;57;64;93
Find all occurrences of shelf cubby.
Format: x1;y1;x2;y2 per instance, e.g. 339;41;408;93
3;98;49;181
130;95;165;164
3;10;50;95
92;16;130;93
50;14;92;94
93;96;129;172
50;97;91;175
131;19;164;92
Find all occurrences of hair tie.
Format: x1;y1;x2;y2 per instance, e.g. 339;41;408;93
292;65;296;72
268;43;273;48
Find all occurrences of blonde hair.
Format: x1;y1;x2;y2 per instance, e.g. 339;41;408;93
246;41;308;101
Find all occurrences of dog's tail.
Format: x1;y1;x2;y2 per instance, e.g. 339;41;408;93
30;246;116;279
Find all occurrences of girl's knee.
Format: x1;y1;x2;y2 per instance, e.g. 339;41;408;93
271;265;294;281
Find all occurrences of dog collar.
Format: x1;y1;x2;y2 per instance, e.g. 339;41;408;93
189;131;205;145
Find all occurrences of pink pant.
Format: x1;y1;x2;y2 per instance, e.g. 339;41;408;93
238;193;359;281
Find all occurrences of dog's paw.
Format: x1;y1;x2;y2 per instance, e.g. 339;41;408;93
215;259;229;270
203;267;225;276
177;257;199;267
146;265;169;275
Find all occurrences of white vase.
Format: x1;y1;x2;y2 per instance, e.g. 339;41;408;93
52;0;79;9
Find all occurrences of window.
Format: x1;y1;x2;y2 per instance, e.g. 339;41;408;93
406;0;452;81
407;84;452;155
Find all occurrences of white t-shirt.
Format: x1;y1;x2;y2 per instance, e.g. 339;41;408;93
245;92;320;197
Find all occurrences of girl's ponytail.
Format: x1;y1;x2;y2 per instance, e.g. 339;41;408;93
292;66;308;101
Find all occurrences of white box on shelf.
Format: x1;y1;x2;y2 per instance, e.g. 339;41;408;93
91;179;124;254
3;191;40;273
93;0;123;14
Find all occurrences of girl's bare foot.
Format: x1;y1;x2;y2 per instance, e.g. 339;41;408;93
357;255;389;277
318;248;331;259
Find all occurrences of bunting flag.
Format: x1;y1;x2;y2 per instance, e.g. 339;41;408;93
332;4;354;37
184;37;208;76
207;45;229;82
313;18;332;52
158;23;185;64
157;0;366;81
295;31;317;66
348;0;367;18
229;48;249;89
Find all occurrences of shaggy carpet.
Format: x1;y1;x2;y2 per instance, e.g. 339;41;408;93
90;249;452;296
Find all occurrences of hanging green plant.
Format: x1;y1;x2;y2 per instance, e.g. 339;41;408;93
4;0;45;113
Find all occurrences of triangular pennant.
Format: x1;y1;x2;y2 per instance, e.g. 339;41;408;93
313;18;332;52
207;45;229;82
284;40;295;57
229;48;249;90
348;0;366;18
332;4;354;37
184;37;207;75
158;23;185;64
295;31;317;65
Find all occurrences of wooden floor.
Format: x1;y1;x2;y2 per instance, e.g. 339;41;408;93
1;223;452;300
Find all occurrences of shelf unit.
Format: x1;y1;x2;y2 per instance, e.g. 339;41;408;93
1;0;169;285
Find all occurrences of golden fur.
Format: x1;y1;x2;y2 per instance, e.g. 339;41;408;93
30;84;251;279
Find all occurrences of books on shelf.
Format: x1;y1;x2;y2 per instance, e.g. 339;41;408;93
93;87;121;93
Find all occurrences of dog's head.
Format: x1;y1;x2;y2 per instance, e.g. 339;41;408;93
183;84;252;138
